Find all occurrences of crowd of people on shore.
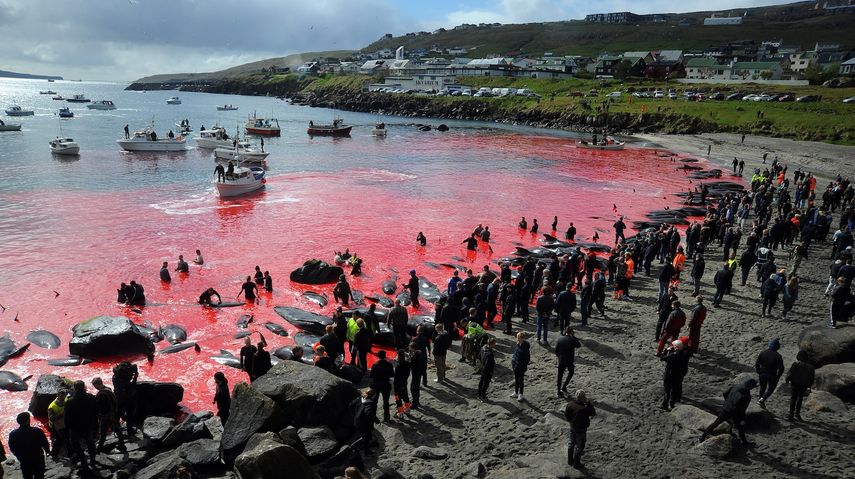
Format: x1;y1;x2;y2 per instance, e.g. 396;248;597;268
4;154;854;476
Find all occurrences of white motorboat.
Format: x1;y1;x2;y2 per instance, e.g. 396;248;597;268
214;142;269;162
372;122;387;137
175;121;192;134
576;138;625;151
87;100;116;110
66;94;91;103
195;125;235;149
49;137;80;155
0;123;22;132
217;104;238;111
117;124;187;152
166;96;182;105
5;105;34;116
39;90;57;95
214;163;265;197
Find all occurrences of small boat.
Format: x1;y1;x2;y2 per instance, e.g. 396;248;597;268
47;79;55;82
52;95;64;101
117;124;187;152
5;105;34;116
217;104;239;111
214;142;269;162
245;113;280;136
0;123;22;132
166;96;182;105
58;107;74;118
195;125;235;149
372;122;387;137
87;100;116;110
39;90;57;95
307;118;352;137
175;121;192;134
49;137;80;155
66;94;91;103
576;138;625;151
214;163;265;197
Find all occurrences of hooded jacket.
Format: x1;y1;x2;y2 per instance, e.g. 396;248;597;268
755;339;785;378
511;341;531;372
721;378;757;419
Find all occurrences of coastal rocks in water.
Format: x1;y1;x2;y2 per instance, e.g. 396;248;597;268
133;449;190;479
26;330;61;349
235;441;319;479
220;382;288;463
251;360;358;428
814;362;855;402
0;371;29;391
804;390;849;413
273;307;332;336
289;260;344;285
69;315;155;357
436;124;449;132
28;374;73;416
177;438;222;470
297;426;338;462
143;416;176;443
277;426;307;456
798;324;855;367
136;381;184;415
159;324;187;344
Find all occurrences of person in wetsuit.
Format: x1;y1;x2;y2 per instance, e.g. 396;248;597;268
254;266;264;285
416;232;427;246
226;161;235;179
238;276;258;302
199;288;222;305
462;234;478;251
263;271;273;292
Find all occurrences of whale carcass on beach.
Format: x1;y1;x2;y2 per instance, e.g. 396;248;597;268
273;307;333;335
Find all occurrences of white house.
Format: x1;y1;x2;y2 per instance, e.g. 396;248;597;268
360;60;392;74
447;47;469;55
840;58;855;76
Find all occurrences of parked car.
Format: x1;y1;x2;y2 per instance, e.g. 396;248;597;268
606;91;622;98
726;93;743;101
708;92;725;100
777;94;794;102
742;94;759;101
844;96;855;103
586;89;599;97
796;95;820;103
653;90;664;98
668;92;677;99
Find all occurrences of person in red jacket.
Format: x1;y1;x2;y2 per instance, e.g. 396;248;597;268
687;296;707;353
656;300;686;356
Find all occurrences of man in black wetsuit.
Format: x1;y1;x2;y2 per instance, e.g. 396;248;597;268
237;276;257;303
214;164;225;182
159;262;171;282
198;288;222;305
565;222;577;241
462;233;478;251
239;337;257;381
613;217;626;244
404;270;420;308
333;275;354;306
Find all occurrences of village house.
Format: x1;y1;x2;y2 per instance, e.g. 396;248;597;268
840;58;855;76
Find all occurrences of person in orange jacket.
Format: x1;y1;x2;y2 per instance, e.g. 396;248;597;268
672;246;686;283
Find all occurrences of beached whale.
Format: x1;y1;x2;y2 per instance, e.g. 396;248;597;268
0;371;29;392
237;314;254;329
0;336;30;367
292;332;321;358
47;355;92;367
207;301;245;308
396;291;411;306
351;290;365;305
27;330;61;349
303;291;329;308
264;322;289;337
273;306;333;335
160;324;187;344
211;350;242;369
418;276;442;304
272;347;314;364
407;315;435;335
366;295;394;308
159;342;197;354
382;277;397;295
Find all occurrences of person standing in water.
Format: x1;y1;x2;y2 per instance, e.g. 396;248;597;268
519;217;528;230
263;271;273;292
159;262;171;282
416;232;427;246
462;233;478;251
552;216;558;231
531;219;539;234
238;276;258;303
193;249;204;265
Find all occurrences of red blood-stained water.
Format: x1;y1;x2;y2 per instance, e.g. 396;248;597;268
0;133;713;434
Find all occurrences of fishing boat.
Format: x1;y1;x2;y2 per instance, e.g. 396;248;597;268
195;125;235;149
166;96;182;105
372;122;387;137
214;142;269;162
245;113;280;136
5;105;34;116
217;104;238;111
307;118;352;137
58;107;74;118
47;79;55;82
87;100;116;110
175;121;192;134
214;163;265;197
52;95;64;101
0;123;22;132
576;137;625;151
66;94;91;103
49;137;80;155
117;124;187;152
39;90;57;95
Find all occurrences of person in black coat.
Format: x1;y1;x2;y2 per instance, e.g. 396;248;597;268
510;332;531;401
253;342;272;379
212;372;231;425
369;351;394;421
660;339;692;410
432;324;452;382
408;342;427;409
555;283;576;335
700;378;757;446
755;338;785;407
403;270;420;308
712;263;730;307
393;350;411;417
785;350;815;421
564;390;596;469
64;381;98;470
691;253;705;297
351;389;379;454
658;260;674;301
8;412;50;479
555;327;582;397
477;337;497;401
579;281;593;327
353;319;373;374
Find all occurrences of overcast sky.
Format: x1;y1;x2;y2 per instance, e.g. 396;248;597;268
0;0;787;81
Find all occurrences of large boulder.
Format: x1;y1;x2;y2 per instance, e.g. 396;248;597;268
699;397;776;431
798;324;855;367
815;362;855;402
277;426;307;456
804;390;848;413
28;374;73;416
69;316;155;357
162;412;213;448
143;416;176;443
289;260;344;285
234;441;319;479
136;381;184;415
177;438;222;470
252;361;358;428
297;426;338;463
669;404;727;436
134;449;188;479
692;434;739;458
220;383;289;463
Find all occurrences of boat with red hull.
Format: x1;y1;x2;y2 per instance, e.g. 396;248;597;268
245;113;281;136
307;118;352;137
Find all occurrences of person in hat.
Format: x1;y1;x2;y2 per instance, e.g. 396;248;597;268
660;339;692;410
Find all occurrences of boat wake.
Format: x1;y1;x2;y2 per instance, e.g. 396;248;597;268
349;168;417;183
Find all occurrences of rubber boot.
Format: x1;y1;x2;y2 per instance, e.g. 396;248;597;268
567;447;573;466
573;449;583;469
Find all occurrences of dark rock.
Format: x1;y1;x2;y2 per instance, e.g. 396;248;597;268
162;413;213;448
134;449;188;479
335;363;364;385
244;431;282;452
277;426;307;456
316;444;364;479
815;362;855;402
220;383;289;463
143;416;176;443
412;446;448;460
273;307;333;336
436;124;449;132
252;361;358;428
693;434;739;458
137;381;184;415
289;260;344;285
28;374;74;416
297;426;339;463
204;416;224;442
178;438;222;469
234;441;319;479
69;316;155;357
798;324;855;367
804;390;848;412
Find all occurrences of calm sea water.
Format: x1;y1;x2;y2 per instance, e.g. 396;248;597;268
0;78;706;431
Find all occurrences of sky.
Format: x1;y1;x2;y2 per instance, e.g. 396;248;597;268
0;0;790;82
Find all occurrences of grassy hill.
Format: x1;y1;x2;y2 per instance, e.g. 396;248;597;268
364;2;854;57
